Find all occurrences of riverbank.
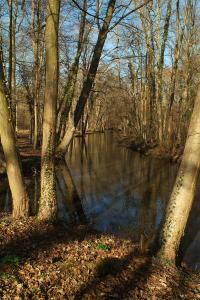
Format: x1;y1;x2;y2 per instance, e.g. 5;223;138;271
118;136;183;163
0;214;199;299
0;132;182;175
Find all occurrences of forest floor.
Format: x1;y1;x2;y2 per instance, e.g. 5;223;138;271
0;215;200;299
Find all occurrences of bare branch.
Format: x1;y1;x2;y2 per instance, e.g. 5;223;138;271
71;0;153;32
71;0;104;22
109;0;153;31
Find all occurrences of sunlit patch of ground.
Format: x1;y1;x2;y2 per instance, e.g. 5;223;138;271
0;214;199;299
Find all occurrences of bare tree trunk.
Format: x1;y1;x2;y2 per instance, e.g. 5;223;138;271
164;0;183;149
156;0;172;144
0;42;29;218
157;84;200;263
8;0;13;110
140;5;156;143
32;0;41;149
56;0;116;155
56;0;88;141
8;0;18;125
11;0;17;129
38;0;60;221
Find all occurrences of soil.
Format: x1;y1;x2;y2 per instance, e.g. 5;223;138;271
0;214;200;300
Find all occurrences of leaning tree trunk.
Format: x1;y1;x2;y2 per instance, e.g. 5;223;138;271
56;0;87;142
0;42;29;218
56;0;117;156
157;84;200;263
38;0;60;220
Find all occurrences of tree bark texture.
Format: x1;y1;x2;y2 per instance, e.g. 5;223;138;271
39;0;60;220
157;84;200;263
0;43;29;218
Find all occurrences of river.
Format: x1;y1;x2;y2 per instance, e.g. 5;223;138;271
0;132;200;270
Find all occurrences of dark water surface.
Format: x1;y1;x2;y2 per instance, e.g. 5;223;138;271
0;132;200;270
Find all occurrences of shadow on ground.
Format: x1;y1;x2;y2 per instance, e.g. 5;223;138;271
0;217;199;299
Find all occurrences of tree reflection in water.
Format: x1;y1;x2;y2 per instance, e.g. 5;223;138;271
1;133;200;269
